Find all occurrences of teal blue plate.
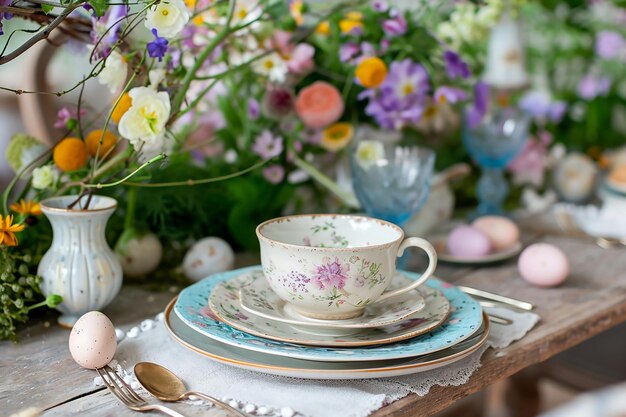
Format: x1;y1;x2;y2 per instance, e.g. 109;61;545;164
174;266;483;362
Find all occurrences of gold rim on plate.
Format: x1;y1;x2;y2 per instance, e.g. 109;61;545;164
163;297;490;374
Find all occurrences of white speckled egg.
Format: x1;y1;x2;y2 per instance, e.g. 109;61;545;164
553;153;597;203
472;216;520;251
518;243;569;287
447;225;492;258
69;311;117;369
183;237;235;281
117;232;163;278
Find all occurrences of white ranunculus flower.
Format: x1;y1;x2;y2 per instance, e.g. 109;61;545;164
355;140;385;170
97;50;128;94
118;87;171;148
32;165;58;190
144;0;190;39
252;52;287;83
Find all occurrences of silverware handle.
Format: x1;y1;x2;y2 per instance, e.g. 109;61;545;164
459;286;533;311
487;314;513;325
145;404;187;417
185;391;248;417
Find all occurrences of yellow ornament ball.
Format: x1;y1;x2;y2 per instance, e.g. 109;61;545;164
355;57;387;89
85;129;117;159
111;93;132;124
53;137;89;172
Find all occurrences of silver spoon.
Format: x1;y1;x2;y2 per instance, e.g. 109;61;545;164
134;362;247;417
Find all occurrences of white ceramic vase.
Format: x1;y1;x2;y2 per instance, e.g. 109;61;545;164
38;195;123;327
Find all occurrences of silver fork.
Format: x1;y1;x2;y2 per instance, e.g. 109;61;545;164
97;365;186;417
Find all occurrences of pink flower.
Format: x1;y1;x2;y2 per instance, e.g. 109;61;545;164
312;257;349;290
272;30;314;75
54;107;86;129
295;81;344;129
253;130;283;159
262;165;285;184
262;86;294;120
287;43;315;74
507;131;552;186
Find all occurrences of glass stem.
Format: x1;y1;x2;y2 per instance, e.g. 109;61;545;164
476;167;508;217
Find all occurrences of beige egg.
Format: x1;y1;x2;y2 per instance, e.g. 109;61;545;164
69;311;117;369
182;237;235;282
472;216;520;252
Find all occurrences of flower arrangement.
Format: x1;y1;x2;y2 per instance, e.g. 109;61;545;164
0;0;475;339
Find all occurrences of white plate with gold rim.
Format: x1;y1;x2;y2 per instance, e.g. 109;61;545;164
239;270;426;330
432;235;522;265
166;298;490;380
209;272;449;347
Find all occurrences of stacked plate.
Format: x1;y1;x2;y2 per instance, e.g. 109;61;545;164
166;266;489;379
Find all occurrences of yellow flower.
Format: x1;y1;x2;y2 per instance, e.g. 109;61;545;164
290;0;304;26
0;215;26;247
53;138;89;172
112;92;132;124
339;11;363;34
321;123;354;152
10;199;42;217
355;57;387;88
315;21;330;35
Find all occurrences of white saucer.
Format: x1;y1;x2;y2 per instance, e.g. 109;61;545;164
432;235;522;265
238;270;426;330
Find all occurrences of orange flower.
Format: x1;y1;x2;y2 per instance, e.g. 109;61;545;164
53;137;89;172
10;199;42;216
85;129;117;159
355;57;387;88
321;123;353;152
290;0;304;26
111;92;132;124
0;215;25;246
315;21;330;35
295;81;344;129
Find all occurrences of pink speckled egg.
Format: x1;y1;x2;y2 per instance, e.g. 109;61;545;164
447;225;492;258
518;243;569;287
472;216;520;251
69;311;117;369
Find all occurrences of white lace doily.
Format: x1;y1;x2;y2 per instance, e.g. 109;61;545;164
103;306;539;417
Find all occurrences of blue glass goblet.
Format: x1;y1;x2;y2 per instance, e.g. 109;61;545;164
463;107;529;219
350;143;435;268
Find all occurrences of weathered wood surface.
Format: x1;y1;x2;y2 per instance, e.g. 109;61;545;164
2;225;626;417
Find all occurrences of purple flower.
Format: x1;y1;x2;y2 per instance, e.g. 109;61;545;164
382;15;407;37
90;5;127;58
465;82;489;129
372;0;388;12
252;130;283;159
262;86;294;119
595;31;625;60
312;258;348;290
518;90;566;123
54;107;86;128
0;0;13;36
147;29;168;62
248;98;260;120
339;42;360;62
434;86;467;104
577;74;611;100
443;50;470;79
359;42;376;58
360;59;430;130
262;165;285;184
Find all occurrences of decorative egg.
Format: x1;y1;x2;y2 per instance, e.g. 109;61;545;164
553;153;597;203
183;237;235;281
116;231;163;279
69;311;117;369
472;216;520;252
447;225;492;258
518;243;569;287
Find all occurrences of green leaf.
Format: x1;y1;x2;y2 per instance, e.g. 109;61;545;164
89;0;109;17
41;4;54;14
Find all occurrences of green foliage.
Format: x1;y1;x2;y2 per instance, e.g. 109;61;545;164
89;0;109;17
0;249;43;341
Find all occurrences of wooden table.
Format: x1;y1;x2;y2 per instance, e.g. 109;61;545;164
3;220;626;417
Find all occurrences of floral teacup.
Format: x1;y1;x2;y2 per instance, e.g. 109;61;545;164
256;214;437;320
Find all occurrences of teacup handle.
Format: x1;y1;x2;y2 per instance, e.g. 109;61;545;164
375;237;437;303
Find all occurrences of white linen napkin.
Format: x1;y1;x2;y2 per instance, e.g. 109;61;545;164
109;306;539;417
